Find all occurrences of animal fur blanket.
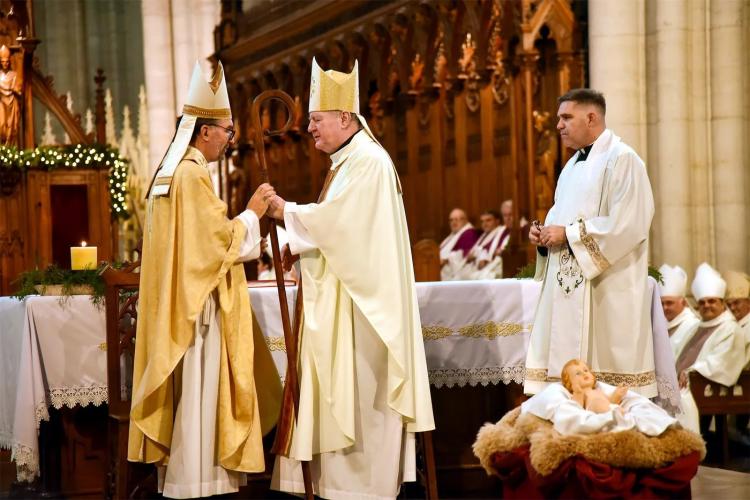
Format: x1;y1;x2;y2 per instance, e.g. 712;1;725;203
473;407;705;477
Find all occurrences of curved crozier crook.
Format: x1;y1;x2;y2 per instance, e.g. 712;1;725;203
251;89;297;140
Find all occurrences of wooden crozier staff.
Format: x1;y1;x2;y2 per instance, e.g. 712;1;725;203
250;90;313;499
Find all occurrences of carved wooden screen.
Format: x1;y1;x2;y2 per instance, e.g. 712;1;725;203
216;0;585;249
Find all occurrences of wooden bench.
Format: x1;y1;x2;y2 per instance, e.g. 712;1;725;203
412;239;441;282
689;369;750;464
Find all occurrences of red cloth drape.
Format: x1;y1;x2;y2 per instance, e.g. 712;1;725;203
491;446;699;499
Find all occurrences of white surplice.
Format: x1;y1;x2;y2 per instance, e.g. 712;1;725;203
525;129;657;397
456;226;506;280
676;310;745;433
667;307;700;359
158;210;261;499
469;226;509;280
439;223;474;260
440;223;475;281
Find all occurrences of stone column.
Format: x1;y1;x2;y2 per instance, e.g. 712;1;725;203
171;0;220;114
648;0;692;269
588;0;646;154
141;0;176;176
709;0;748;271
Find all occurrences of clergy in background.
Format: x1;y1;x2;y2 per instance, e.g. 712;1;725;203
725;270;750;440
725;270;750;366
129;61;281;498
658;263;700;358
267;58;435;499
458;209;503;280
440;207;480;280
526;89;657;397
675;263;744;433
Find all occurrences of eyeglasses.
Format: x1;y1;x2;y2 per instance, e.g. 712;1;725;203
209;124;236;141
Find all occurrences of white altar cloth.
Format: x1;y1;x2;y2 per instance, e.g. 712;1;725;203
0;278;678;482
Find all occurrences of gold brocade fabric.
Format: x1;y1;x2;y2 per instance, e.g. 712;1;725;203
128;147;276;472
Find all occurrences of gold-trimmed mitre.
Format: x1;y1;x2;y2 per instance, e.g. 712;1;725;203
183;61;231;119
725;270;750;299
308;57;402;193
309;57;359;114
149;61;231;197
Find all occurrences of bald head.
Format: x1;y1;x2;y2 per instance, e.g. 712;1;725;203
500;200;513;227
448;208;468;232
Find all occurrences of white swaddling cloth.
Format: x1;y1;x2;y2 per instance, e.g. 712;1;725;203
521;381;679;437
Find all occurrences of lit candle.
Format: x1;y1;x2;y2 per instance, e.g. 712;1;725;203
71;241;97;270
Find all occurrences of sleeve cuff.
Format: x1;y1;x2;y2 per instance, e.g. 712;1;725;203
566;220;609;280
236;210;262;261
283;203;317;255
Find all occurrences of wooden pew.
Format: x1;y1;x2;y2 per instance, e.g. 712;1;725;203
412;239;440;282
689;370;750;464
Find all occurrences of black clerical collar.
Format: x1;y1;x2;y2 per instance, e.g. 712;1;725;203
576;144;594;163
331;129;361;155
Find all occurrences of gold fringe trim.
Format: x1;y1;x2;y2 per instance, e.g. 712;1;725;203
578;218;610;273
525;367;656;387
182;104;231;119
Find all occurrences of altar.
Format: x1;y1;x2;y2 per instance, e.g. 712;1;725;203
0;279;538;490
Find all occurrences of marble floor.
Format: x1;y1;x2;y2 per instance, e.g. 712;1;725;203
692;466;750;500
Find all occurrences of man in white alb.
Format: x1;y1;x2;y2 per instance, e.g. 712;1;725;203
525;88;657;397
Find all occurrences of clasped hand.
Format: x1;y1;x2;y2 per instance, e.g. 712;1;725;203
529;222;567;248
246;183;276;218
246;184;288;221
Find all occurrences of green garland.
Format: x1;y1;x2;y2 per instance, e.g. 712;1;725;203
12;264;107;305
0;143;130;220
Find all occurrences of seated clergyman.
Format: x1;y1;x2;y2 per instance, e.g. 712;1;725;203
440;208;480;281
521;359;678;437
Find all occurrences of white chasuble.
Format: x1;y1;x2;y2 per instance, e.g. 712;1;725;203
667;307;700;359
272;131;434;499
524;130;657;397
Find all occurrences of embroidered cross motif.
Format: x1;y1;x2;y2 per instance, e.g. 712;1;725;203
556;247;583;296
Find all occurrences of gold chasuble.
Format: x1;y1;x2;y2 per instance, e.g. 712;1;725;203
128;147;276;471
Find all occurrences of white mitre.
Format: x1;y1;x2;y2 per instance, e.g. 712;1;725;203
308;57;401;191
149;61;231;197
725;270;750;300
691;262;726;300
658;264;688;297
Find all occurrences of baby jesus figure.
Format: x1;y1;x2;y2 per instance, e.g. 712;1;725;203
561;359;627;414
521;358;679;436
